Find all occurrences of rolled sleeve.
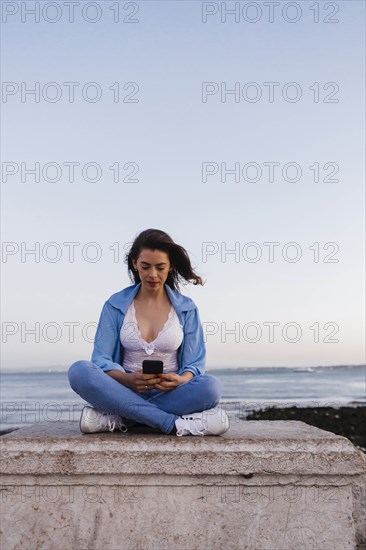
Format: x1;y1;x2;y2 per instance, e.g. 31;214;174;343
180;366;201;377
91;302;126;373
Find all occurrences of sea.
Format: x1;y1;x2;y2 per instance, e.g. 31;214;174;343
1;365;365;432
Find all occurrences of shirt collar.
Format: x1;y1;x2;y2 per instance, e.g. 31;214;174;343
108;282;196;314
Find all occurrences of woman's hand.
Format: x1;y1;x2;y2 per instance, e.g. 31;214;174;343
109;371;162;393
106;370;194;393
152;372;193;392
132;372;166;393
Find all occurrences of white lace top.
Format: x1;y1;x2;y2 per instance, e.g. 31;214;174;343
120;300;184;373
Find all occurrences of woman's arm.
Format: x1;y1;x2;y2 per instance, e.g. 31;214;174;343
105;369;129;384
91;302;126;373
178;307;206;377
179;371;194;382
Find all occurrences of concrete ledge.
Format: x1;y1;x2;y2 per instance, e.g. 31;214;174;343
1;420;365;550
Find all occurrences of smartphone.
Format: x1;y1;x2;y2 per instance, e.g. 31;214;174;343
142;360;164;374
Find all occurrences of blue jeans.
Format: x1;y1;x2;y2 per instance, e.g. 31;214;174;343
67;360;223;434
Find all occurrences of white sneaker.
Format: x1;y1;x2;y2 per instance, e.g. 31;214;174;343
79;406;128;434
175;407;230;437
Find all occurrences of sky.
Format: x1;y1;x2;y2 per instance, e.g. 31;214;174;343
1;0;365;371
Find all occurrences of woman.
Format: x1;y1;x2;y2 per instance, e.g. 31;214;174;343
68;228;229;437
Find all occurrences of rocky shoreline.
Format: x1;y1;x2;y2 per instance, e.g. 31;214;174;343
245;405;366;453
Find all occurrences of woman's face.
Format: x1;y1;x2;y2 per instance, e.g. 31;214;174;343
133;248;172;290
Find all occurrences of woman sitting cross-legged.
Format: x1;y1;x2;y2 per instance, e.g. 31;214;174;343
67;228;230;437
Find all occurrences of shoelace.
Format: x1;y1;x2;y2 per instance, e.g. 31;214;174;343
178;415;206;436
96;414;128;433
108;419;116;432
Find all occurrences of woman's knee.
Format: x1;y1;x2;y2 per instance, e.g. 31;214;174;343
199;374;223;402
68;360;97;389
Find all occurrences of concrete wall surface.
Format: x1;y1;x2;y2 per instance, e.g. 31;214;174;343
1;420;365;550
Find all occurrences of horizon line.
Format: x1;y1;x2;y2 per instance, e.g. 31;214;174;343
1;363;365;374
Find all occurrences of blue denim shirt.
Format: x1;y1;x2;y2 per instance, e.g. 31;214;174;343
91;282;206;377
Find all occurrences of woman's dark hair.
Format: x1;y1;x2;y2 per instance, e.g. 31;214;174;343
125;228;204;291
